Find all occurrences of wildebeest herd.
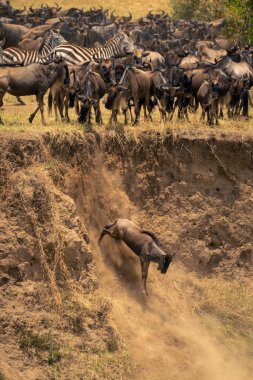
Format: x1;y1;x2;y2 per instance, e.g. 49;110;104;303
0;2;252;126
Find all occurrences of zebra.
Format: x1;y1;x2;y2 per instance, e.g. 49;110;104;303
2;29;67;66
43;32;134;66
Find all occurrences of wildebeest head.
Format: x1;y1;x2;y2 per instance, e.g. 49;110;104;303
158;253;176;274
99;58;113;83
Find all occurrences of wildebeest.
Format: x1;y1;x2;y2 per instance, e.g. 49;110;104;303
77;68;106;125
0;21;29;48
48;63;70;122
98;219;175;295
197;77;219;125
0;57;68;124
107;65;154;125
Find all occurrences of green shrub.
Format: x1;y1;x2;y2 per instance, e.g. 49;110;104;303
225;0;253;44
170;0;224;21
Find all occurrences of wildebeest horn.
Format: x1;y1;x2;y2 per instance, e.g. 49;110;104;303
117;84;129;91
110;10;117;19
29;4;34;12
160;85;170;91
20;5;27;14
125;12;132;22
77;95;86;101
141;17;150;23
157;10;165;17
54;2;61;11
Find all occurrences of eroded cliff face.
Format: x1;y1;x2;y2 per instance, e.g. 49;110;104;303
0;129;253;380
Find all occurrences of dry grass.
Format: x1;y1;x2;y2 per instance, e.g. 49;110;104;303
0;93;253;138
12;0;172;20
185;276;253;346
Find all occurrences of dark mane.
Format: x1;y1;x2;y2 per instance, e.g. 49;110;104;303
141;230;160;244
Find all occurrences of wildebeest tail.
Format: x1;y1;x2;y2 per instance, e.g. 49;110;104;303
98;220;118;244
242;88;249;117
68;92;76;108
64;65;70;86
104;220;118;229
48;91;53;115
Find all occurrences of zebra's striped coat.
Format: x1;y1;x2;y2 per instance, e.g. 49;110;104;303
2;30;67;66
46;32;134;66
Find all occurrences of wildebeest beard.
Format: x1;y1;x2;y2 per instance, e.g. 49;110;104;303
78;101;90;123
105;90;117;110
68;91;76;108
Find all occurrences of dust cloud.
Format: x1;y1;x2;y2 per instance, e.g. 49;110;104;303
71;152;251;380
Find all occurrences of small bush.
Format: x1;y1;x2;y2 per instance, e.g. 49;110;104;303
19;329;62;365
171;0;224;21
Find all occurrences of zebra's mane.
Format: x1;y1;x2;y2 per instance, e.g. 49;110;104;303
38;32;51;54
105;32;126;46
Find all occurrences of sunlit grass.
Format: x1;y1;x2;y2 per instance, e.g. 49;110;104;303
1;92;252;137
12;0;172;20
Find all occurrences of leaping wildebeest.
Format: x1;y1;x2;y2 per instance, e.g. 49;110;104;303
98;219;175;295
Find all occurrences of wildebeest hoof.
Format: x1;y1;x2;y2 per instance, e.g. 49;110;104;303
28;116;34;124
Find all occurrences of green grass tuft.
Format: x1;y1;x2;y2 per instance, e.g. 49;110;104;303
19;329;63;365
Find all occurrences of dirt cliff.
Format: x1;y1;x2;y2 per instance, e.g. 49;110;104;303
0;129;252;379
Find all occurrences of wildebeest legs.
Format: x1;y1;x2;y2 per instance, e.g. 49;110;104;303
29;94;46;125
94;103;103;125
29;104;40;124
16;96;25;106
140;257;150;295
0;87;7;124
